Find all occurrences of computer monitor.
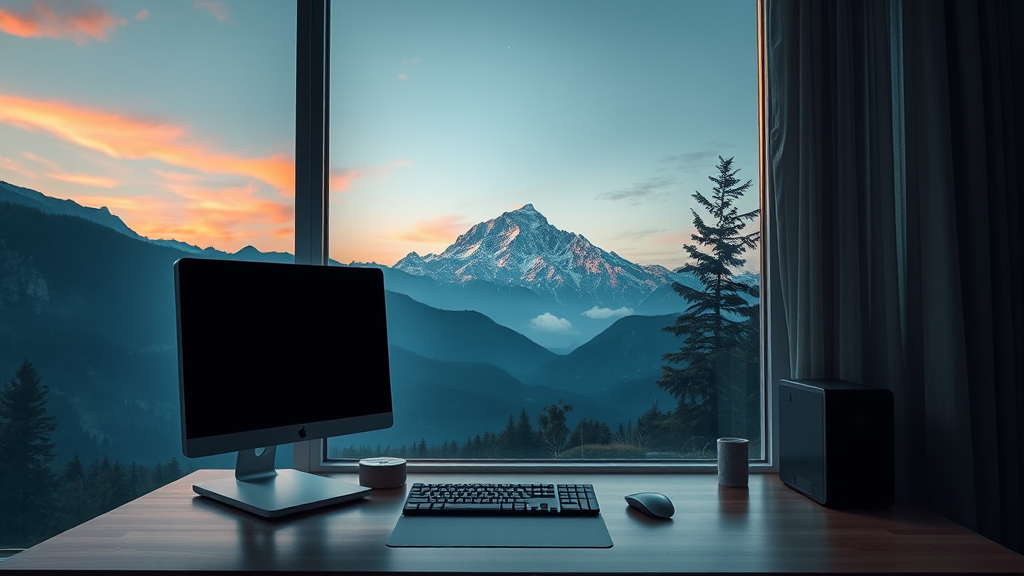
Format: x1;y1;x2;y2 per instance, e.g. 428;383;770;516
173;257;394;518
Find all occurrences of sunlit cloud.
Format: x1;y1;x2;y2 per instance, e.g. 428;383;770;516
329;159;412;193
529;312;576;334
582;306;633;320
48;172;119;188
20;151;120;188
193;0;229;22
0;93;294;193
135;8;149;21
22;151;60;171
596;176;676;206
71;182;294;251
388;215;471;243
397;73;408;81
0;156;37;179
150;168;202;184
0;0;122;44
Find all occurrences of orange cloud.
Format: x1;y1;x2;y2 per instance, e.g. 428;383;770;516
48;172;119;188
193;0;229;22
330;168;362;192
135;8;149;21
389;215;471;243
329;160;412;193
71;183;294;252
22;151;60;171
0;156;37;179
0;93;294;193
0;0;121;44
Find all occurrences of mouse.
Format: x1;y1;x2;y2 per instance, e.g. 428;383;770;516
624;492;675;519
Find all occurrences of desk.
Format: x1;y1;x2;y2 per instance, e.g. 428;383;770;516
3;470;1023;574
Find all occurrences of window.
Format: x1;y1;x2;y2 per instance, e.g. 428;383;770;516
324;0;763;464
0;0;295;549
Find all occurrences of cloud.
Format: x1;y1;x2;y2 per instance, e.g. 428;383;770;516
0;0;122;44
22;151;60;171
582;306;633;320
193;0;229;22
135;8;149;21
330;160;411;193
0;93;294;193
388;215;471;243
20;151;120;188
529;313;576;334
659;147;733;172
71;182;293;251
48;172;119;188
0;156;36;179
597;176;676;206
397;73;408;81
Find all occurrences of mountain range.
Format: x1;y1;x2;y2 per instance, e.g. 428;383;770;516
0;186;701;462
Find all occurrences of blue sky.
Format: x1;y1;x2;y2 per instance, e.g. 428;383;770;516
0;0;759;271
330;0;760;270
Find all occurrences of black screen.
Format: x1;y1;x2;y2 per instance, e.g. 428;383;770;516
174;258;393;453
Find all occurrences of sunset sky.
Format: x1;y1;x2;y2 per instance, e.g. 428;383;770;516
0;0;759;271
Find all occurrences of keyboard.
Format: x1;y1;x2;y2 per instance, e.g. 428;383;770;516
402;483;600;516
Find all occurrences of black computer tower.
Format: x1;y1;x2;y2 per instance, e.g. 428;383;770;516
779;379;895;509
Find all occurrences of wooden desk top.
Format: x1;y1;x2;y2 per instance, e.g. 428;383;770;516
3;469;1023;575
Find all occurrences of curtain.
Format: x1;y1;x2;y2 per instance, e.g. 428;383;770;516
766;0;1024;553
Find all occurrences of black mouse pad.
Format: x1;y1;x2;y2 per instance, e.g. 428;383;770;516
386;515;613;548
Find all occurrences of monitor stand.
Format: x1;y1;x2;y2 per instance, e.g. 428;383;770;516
192;446;370;518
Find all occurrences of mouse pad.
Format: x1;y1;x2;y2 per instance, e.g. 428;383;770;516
386;515;613;548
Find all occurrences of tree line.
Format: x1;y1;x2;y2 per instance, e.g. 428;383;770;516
0;359;186;548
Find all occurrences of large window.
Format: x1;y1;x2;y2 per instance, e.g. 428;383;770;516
0;0;295;549
325;0;762;462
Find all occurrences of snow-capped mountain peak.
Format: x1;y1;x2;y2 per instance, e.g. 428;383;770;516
394;204;673;307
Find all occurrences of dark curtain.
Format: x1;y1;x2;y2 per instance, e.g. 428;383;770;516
766;0;1024;553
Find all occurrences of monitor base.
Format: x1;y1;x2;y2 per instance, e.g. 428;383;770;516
194;468;370;518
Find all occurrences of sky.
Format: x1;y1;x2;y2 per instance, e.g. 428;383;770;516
0;0;759;271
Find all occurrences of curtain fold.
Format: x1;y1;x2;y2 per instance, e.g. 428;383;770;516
767;0;1024;553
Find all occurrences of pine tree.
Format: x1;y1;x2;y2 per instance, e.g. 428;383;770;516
659;156;760;443
0;359;59;546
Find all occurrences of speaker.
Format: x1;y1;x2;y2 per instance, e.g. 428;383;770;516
779;379;895;509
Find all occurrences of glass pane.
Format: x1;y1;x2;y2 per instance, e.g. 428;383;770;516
0;0;294;548
327;0;760;460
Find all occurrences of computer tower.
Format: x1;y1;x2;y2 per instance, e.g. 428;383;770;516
779;379;895;509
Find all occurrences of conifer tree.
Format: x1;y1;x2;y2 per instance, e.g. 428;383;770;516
659;156;760;441
0;359;58;546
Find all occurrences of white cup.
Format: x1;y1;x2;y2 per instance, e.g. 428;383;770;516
717;437;749;488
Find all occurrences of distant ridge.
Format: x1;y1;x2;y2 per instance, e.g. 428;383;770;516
0;180;288;262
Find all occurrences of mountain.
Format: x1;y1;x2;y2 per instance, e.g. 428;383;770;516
0;181;293;261
1;180;144;241
394;204;675;309
528;313;680;396
384;291;556;379
364;346;628;447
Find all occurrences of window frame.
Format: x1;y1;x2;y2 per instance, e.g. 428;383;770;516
294;0;777;474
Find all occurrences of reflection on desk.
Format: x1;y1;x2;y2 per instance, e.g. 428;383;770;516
2;470;1023;574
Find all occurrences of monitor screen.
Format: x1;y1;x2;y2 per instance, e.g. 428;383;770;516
174;258;394;458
